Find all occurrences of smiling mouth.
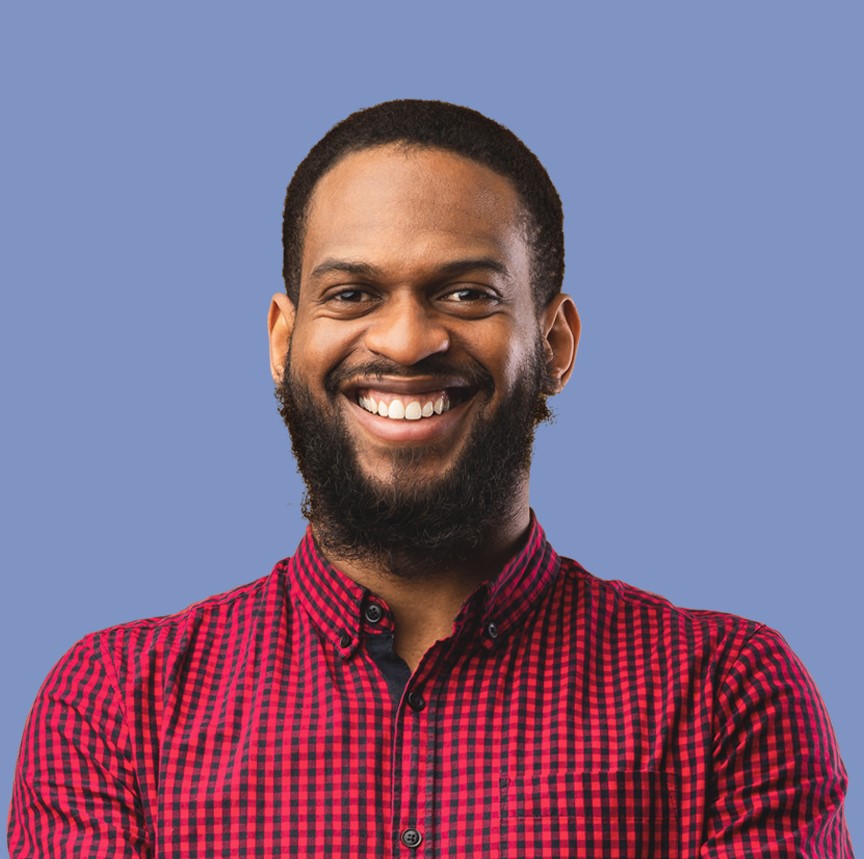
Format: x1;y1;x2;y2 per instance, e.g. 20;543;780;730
353;387;476;421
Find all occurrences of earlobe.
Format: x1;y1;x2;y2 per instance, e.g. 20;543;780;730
268;293;296;382
541;294;581;394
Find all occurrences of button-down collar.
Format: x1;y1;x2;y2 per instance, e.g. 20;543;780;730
288;512;560;652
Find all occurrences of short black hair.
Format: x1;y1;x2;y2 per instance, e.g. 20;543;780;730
282;100;564;310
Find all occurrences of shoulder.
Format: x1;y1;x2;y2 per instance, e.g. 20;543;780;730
552;554;789;673
60;560;292;687
554;553;846;760
558;554;759;633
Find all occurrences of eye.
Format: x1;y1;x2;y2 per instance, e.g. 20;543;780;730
328;288;374;303
319;286;381;317
439;287;498;304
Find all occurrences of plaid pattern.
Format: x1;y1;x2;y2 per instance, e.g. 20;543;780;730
9;518;852;857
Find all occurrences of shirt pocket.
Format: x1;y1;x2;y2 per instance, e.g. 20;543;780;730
499;770;680;859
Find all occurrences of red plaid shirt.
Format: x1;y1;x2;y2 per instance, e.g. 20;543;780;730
9;518;852;857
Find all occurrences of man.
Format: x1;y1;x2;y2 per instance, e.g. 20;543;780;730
9;101;852;856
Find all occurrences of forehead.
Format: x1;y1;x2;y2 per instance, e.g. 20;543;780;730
300;144;530;285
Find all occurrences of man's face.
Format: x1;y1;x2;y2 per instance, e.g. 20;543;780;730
271;144;576;570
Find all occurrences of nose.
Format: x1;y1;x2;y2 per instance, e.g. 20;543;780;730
363;295;450;366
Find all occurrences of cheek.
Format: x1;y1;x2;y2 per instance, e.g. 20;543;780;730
290;326;343;379
481;328;539;391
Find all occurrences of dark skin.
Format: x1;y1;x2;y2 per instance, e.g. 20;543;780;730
269;145;580;671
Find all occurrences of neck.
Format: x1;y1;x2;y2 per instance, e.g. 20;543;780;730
314;501;531;673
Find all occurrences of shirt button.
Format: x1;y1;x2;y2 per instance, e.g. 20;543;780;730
407;691;426;712
364;603;383;623
487;621;499;639
401;828;423;849
339;632;352;648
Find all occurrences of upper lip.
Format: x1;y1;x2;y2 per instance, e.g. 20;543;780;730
340;375;473;397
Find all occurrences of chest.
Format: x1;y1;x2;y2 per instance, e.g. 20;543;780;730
136;612;714;857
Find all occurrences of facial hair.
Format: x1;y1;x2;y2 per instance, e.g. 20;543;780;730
275;343;553;578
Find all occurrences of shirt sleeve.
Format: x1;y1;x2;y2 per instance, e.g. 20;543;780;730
8;634;150;858
702;624;853;857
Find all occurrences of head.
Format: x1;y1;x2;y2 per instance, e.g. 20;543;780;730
270;102;580;576
282;100;565;313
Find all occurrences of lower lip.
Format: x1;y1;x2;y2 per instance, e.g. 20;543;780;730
345;395;473;443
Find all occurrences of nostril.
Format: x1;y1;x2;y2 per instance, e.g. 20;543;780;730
364;318;450;364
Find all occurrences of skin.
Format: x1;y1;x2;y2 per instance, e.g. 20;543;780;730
269;144;580;670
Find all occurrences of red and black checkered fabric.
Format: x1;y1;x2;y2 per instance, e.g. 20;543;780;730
9;518;852;856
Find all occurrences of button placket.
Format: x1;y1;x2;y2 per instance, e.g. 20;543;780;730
392;663;439;858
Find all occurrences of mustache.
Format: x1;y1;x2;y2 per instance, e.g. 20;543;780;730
323;356;495;395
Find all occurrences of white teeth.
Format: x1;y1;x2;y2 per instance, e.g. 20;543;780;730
358;392;452;420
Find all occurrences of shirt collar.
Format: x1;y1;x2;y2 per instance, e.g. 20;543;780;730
286;512;561;654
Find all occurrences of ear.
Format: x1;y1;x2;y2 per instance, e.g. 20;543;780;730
540;294;581;394
268;293;296;382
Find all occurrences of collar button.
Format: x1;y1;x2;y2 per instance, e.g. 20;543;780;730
364;603;383;623
487;621;499;640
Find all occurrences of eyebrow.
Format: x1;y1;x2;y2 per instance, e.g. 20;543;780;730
309;257;510;281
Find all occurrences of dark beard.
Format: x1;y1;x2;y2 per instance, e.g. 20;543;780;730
275;345;553;578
